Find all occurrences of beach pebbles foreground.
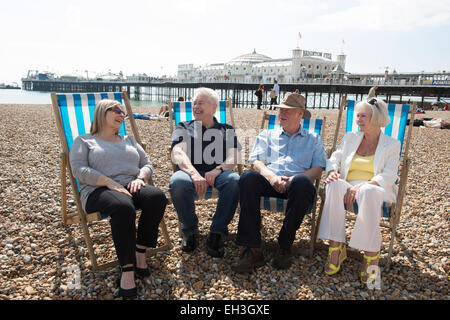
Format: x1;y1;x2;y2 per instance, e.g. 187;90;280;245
0;104;448;300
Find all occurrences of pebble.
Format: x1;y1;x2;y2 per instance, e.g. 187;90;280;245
25;286;35;295
22;255;32;264
0;105;448;300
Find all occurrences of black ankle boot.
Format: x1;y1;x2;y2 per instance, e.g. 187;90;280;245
206;233;224;258
181;233;197;252
135;246;151;278
118;266;137;298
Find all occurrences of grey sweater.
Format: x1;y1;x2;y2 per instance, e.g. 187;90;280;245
69;134;153;211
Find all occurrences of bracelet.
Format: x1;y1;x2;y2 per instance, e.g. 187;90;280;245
136;176;145;181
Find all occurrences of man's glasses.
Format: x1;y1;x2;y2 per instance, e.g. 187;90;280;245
108;105;128;118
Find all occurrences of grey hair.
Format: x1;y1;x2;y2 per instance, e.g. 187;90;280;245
355;98;390;128
90;99;125;135
193;87;219;106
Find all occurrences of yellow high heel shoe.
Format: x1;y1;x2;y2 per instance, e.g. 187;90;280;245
360;252;380;284
325;243;347;276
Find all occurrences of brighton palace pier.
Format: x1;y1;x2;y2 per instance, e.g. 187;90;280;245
177;48;347;83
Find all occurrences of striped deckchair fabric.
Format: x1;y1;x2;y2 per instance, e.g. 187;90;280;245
345;100;411;218
267;114;323;135
56;92;126;152
173;100;228;127
51;91;172;270
260;113;325;213
346;100;410;152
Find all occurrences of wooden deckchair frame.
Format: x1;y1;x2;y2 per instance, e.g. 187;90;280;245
312;97;416;269
51;91;172;271
258;111;327;257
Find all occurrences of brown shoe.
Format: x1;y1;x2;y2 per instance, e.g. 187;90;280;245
231;247;265;274
272;247;292;270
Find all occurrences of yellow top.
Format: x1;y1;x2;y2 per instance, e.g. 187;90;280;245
346;154;375;182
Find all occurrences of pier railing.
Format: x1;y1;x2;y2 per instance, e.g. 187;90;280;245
21;79;450;109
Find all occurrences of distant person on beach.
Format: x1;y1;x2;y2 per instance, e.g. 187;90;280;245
159;96;184;117
158;105;169;116
270;79;280;109
232;92;326;273
170;87;241;258
69;99;167;298
368;86;378;98
255;84;264;109
317;97;400;285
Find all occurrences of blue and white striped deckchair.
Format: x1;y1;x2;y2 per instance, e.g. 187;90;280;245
344;100;411;218
345;100;410;153
314;98;415;267
260;113;325;213
172;100;228;127
55;92;127;152
51;91;172;270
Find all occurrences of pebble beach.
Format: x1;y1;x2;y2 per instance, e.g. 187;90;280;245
0;103;448;300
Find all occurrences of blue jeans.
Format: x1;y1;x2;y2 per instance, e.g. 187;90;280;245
169;170;240;237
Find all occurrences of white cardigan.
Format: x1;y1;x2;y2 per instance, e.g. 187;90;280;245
326;131;401;199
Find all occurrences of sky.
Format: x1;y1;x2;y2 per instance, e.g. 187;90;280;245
1;0;450;84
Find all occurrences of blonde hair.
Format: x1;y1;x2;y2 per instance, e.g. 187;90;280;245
90;99;125;135
355;98;390;127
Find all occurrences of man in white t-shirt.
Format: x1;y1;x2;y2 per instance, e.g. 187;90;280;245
270;80;280;109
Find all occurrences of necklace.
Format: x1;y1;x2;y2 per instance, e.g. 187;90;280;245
357;134;380;156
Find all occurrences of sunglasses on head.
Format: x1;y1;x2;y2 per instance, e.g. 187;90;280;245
367;98;380;109
108;105;128;117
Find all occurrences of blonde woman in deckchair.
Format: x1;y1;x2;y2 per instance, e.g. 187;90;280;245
70;99;167;298
317;98;400;285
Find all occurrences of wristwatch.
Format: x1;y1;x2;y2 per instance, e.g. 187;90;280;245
136;175;145;181
215;165;224;173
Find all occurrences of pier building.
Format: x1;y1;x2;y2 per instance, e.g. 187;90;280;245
177;48;346;83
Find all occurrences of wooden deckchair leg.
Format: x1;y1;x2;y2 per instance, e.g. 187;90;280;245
65;159;100;270
159;219;173;250
308;203;317;258
78;210;99;270
386;157;411;269
60;153;68;225
310;191;325;255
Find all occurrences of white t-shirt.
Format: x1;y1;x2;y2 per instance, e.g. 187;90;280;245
273;83;280;96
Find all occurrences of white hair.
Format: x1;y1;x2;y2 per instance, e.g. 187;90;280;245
355;98;390;128
193;87;219;106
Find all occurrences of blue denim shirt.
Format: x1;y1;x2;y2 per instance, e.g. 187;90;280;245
248;127;327;177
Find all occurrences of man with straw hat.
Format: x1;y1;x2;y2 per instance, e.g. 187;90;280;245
232;92;326;273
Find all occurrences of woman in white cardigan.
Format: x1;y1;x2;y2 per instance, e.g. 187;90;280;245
317;98;400;284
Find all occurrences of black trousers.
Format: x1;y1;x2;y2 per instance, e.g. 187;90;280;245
85;184;167;267
270;97;278;110
236;170;316;249
257;98;262;110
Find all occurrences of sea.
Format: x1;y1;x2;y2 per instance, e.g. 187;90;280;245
0;88;438;109
0;89;163;107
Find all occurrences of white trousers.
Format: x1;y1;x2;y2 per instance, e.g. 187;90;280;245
317;179;396;253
